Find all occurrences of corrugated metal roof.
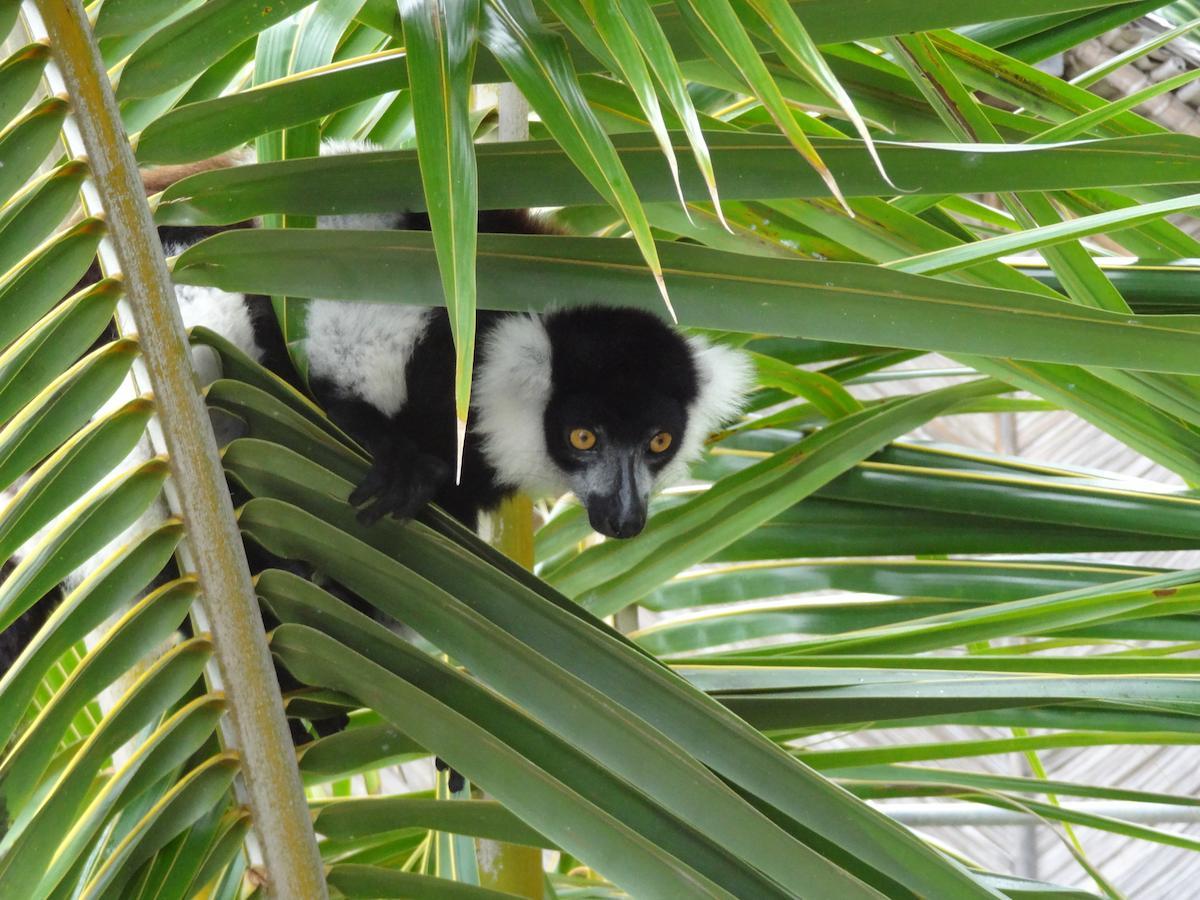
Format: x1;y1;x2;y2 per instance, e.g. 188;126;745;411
836;360;1200;897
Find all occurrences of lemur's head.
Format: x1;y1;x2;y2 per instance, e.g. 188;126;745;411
473;307;753;539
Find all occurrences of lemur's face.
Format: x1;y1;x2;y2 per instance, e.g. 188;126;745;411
529;307;708;540
476;306;749;542
544;391;687;539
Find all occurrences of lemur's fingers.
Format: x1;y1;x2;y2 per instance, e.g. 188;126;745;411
353;485;408;524
348;465;389;508
351;451;450;525
353;477;431;525
354;501;387;526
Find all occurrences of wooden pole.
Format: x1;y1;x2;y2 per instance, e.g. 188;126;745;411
477;80;545;900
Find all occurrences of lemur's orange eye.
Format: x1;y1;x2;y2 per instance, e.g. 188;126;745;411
569;428;597;451
649;432;673;453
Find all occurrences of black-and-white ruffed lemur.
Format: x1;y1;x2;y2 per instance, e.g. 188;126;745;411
0;139;752;672
153;139;753;537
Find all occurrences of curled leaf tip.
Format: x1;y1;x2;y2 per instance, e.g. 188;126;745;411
865;141;914;194
836;102;913;194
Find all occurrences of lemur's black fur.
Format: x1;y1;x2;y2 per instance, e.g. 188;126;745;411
315;306;504;526
319;299;703;530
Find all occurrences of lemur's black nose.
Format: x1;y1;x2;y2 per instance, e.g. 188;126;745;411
589;503;647;540
604;515;645;539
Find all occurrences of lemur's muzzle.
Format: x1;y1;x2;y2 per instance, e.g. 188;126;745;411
586;457;649;539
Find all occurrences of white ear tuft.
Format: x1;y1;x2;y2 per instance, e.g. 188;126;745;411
658;336;755;487
478;315;552;402
473;315;564;497
688;336;756;435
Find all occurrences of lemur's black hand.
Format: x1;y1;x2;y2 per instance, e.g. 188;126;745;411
350;448;450;525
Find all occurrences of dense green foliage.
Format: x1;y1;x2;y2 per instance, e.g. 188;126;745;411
2;0;1200;897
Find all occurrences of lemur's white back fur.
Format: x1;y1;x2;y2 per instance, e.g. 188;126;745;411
302;141;435;417
304;305;432;417
168;243;265;386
